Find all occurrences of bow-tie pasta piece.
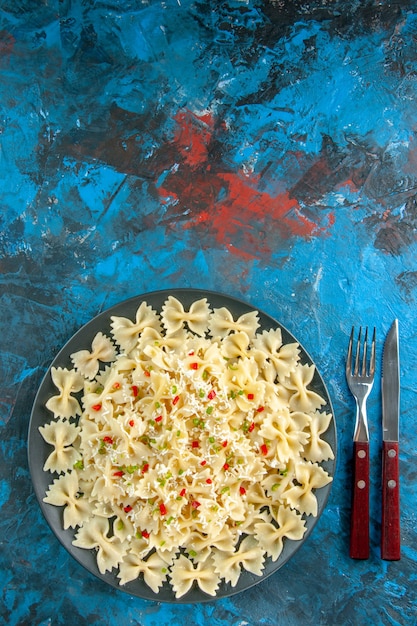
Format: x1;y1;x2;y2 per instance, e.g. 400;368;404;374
220;355;260;394
283;461;332;517
212;535;265;588
252;328;299;383
45;367;84;419
169;554;220;599
257;408;311;465
209;307;259;339
118;547;174;591
185;526;237;563
39;419;81;474
43;470;93;529
110;302;161;353
143;327;190;356
70;332;116;380
73;516;127;575
287;363;327;412
254;506;306;561
261;462;295;501
161;296;212;336
303;410;335;462
220;331;251;360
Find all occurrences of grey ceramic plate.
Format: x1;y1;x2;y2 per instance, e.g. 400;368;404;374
28;288;336;603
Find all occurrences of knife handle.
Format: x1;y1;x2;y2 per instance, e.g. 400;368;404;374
381;441;401;560
350;441;370;559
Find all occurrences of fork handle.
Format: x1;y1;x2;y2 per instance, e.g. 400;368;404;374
381;441;400;560
350;441;370;559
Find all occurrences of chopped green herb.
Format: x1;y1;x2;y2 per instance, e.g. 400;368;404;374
98;440;106;454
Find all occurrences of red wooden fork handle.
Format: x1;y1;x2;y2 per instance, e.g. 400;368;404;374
350;441;370;559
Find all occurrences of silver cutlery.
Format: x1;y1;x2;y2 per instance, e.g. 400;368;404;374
346;326;376;559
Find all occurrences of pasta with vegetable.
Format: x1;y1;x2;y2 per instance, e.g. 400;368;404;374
39;296;334;599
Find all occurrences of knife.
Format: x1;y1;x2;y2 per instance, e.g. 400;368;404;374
381;319;401;560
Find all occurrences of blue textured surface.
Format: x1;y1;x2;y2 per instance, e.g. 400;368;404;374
1;1;416;624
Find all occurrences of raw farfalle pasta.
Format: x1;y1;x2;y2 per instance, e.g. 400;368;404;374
252;328;299;383
208;307;260;339
212;535;265;587
39;295;334;599
110;301;161;352
45;367;84;419
43;471;92;529
287;363;327;412
254;506;306;562
118;548;175;592
303;411;334;463
161;296;212;336
39;419;81;474
70;332;117;380
283;460;332;517
170;554;220;598
72;516;127;575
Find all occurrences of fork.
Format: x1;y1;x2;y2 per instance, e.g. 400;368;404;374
346;326;376;559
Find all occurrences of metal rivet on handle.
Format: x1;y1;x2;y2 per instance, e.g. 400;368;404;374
388;480;397;489
357;480;366;489
358;449;366;458
388;449;397;458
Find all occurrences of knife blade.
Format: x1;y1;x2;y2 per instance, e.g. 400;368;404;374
381;319;401;560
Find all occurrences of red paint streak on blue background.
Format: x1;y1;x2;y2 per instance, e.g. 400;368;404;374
158;110;332;259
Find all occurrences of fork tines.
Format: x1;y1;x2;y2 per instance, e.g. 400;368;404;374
346;326;376;379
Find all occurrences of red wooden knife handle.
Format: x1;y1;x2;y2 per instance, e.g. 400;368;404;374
350;441;370;559
381;441;401;560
